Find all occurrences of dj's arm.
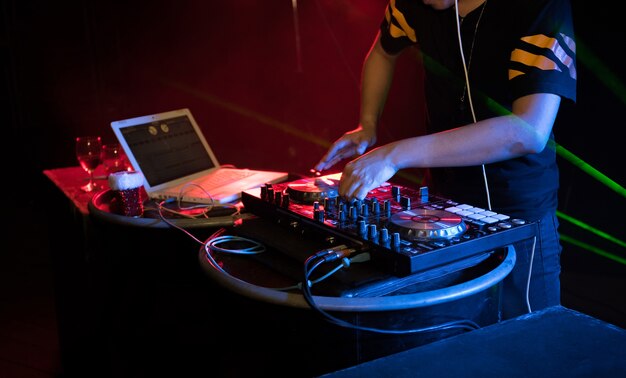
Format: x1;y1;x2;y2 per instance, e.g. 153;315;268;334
359;33;399;141
339;92;562;199
315;33;399;172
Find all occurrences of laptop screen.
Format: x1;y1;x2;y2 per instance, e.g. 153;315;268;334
118;114;217;187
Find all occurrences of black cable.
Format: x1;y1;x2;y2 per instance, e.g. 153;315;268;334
302;254;481;335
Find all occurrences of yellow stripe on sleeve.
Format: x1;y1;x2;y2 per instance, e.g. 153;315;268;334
509;69;524;80
386;0;416;42
514;34;576;79
511;49;561;72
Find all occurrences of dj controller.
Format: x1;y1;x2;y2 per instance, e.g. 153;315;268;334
241;174;537;277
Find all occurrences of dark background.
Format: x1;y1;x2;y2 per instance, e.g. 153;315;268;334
1;0;625;374
5;0;624;208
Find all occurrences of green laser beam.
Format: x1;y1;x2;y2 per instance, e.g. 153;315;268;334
424;49;625;198
555;144;626;198
560;233;626;265
557;210;626;249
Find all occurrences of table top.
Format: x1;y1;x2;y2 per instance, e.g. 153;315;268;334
43;166;244;228
43;166;110;215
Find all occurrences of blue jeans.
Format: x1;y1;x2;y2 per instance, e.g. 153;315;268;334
500;212;562;320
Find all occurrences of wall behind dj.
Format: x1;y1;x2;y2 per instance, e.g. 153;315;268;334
7;0;423;191
5;1;624;228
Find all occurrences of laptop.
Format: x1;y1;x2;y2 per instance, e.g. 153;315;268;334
110;108;289;204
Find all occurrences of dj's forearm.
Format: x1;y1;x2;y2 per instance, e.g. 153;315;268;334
359;34;398;134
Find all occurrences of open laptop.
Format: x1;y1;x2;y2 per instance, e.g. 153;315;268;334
110;108;289;204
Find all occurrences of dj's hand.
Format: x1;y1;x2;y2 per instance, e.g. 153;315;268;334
314;126;376;172
338;145;398;200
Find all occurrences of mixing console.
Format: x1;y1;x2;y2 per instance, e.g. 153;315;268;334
241;174;537;276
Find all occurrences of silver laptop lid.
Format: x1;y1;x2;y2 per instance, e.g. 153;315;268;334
110;108;220;193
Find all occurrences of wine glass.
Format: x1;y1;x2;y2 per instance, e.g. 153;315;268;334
75;136;102;192
101;143;130;176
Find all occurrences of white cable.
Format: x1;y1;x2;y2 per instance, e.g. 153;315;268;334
525;236;537;313
207;235;266;255
454;0;492;210
454;0;477;125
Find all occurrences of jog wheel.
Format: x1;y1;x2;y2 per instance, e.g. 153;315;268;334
389;209;467;240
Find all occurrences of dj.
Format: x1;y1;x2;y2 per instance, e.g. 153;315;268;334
315;0;576;319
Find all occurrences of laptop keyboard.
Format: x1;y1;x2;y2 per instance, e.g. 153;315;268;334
198;169;256;188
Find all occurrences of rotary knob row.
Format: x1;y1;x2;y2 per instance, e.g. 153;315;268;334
260;184;291;208
356;220;401;251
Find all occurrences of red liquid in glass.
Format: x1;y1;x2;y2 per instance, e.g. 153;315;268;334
78;155;101;171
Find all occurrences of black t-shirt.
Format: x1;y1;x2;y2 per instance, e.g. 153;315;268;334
379;0;576;220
